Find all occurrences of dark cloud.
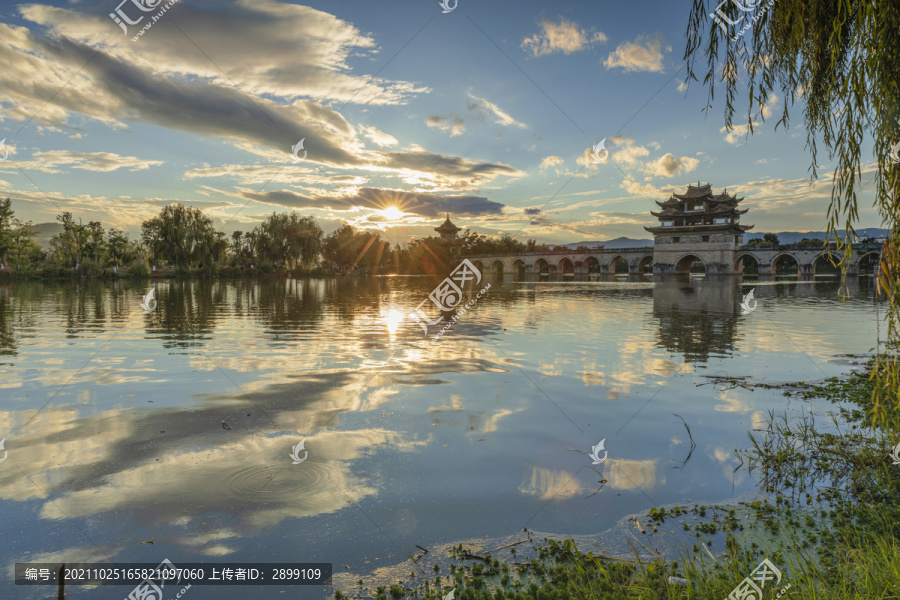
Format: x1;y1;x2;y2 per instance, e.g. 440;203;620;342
246;187;505;217
524;207;542;215
377;152;523;181
1;26;524;184
44;36;361;167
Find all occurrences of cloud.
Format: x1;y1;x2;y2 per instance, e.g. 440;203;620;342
243;187;506;219
19;0;426;106
721;123;756;145
375;150;525;189
609;136;650;165
183;163;369;186
524;207;542;215
676;80;688;93
426;114;466;137
540;156;563;169
0;20;524;195
619;177;664;198
359;125;398;147
576;146;603;169
521;17;607;57
642;153;700;177
720;95;779;144
0;23;364;166
761;93;779;119
466;93;526;129
23;150;164;172
604;35;667;73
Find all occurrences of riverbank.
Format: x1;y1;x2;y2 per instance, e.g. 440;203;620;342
333;359;900;599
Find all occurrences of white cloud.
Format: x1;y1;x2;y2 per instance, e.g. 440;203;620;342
619;177;663;198
184;164;369;186
604;35;667;73
540;155;563;169
576;147;602;169
721;123;756;145
643;153;699;177
521;17;607;57
466;93;526;129
761;93;779;119
358;125;398;147
676;80;688;92
1;150;164;173
609;135;650;165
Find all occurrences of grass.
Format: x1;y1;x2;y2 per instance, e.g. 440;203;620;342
334;357;900;599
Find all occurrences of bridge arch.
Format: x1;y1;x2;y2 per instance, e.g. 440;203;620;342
735;253;759;274
533;258;550;275
771;253;800;275
675;254;706;274
512;259;526;277
812;252;840;276
557;257;575;276
858;251;880;274
609;255;629;274
489;259;504;276
637;255;653;274
585;256;601;274
471;260;485;274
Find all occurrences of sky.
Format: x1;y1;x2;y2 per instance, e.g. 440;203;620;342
0;0;884;246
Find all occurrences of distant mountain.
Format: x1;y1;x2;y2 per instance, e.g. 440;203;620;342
560;229;888;250
743;229;888;243
563;237;653;249
30;222;64;249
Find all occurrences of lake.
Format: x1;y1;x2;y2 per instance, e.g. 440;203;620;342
0;274;880;599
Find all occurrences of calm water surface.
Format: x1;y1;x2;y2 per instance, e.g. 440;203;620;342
0;275;880;598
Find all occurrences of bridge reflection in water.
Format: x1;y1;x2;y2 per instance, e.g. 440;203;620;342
466;270;882;364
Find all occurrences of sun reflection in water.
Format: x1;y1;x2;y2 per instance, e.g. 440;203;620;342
384;307;405;341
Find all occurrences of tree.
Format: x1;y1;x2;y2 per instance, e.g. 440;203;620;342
0;198;13;265
746;234;779;247
84;220;105;264
322;225;388;270
253;212;323;269
684;0;899;420
51;212;89;268
397;236;453;275
10;222;41;269
230;231;244;260
141;204;219;271
106;229;131;267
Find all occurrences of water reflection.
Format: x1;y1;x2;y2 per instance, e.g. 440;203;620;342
0;274;882;596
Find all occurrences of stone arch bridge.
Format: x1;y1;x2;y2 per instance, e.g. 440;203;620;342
466;243;882;277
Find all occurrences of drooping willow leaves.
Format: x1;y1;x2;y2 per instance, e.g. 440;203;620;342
683;0;900;424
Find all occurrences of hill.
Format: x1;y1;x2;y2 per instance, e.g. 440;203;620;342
29;222;64;249
560;229;888;250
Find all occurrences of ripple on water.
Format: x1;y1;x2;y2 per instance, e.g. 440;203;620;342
225;461;330;500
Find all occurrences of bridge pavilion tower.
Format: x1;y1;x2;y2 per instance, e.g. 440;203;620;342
644;183;754;274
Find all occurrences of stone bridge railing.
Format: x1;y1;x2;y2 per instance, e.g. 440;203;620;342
463;242;882;276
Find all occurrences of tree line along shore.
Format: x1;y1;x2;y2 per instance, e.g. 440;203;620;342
0;199;564;279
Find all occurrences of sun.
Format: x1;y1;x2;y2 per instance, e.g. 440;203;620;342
378;206;406;221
